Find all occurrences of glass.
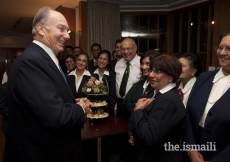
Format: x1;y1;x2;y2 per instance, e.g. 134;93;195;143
151;69;163;75
216;46;230;53
139;16;148;33
121;46;134;52
173;13;180;53
182;11;188;52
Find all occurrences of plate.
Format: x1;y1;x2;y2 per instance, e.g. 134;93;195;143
87;112;109;119
91;103;108;108
85;93;108;96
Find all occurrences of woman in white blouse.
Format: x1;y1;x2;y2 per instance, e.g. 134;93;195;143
184;28;230;162
67;53;91;98
178;52;202;107
91;50;116;113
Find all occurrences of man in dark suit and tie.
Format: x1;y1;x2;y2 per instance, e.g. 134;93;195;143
4;6;91;162
88;43;101;73
110;39;122;70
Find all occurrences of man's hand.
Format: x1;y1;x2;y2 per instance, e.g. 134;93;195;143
189;151;204;162
134;98;154;111
75;98;92;114
129;136;134;146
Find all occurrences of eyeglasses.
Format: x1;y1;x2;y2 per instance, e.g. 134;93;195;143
216;46;230;53
151;69;163;75
120;46;134;52
65;60;74;64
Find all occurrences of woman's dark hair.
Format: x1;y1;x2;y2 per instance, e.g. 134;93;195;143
76;53;89;63
180;52;202;77
220;27;230;41
139;50;161;83
151;54;182;83
96;50;111;70
64;54;75;62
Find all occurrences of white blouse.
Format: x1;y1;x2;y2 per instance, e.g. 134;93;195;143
199;68;230;127
93;68;109;81
178;77;196;108
68;69;91;92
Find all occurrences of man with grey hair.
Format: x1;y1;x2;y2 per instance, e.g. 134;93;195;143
4;6;91;162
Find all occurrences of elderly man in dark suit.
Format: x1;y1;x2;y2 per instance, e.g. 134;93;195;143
4;6;91;162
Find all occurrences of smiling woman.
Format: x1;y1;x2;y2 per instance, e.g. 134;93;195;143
129;54;185;162
91;50;117;113
184;27;230;162
66;53;91;98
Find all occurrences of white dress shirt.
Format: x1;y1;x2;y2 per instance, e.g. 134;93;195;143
178;77;196;107
151;83;176;98
33;40;60;71
159;83;176;94
199;68;230;127
93;68;109;81
68;69;91;92
114;54;141;110
115;55;141;98
1;71;8;84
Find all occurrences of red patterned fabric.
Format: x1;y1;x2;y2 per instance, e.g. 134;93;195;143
178;88;184;100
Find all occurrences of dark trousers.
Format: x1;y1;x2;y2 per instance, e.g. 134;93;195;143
116;98;131;120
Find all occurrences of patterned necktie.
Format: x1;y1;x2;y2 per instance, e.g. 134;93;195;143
119;62;130;97
94;61;97;67
58;64;67;83
178;88;184;100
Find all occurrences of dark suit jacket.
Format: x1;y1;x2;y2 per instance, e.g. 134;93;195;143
124;80;154;112
4;43;86;162
110;59;118;71
130;88;185;162
88;59;97;74
67;74;91;98
184;70;230;161
0;82;8;133
92;71;117;113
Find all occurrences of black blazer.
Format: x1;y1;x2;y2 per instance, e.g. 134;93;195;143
5;43;86;162
110;59;118;71
130;88;185;162
88;59;97;74
184;70;230;161
124;80;154;112
0;82;8;133
92;70;117;113
67;73;91;98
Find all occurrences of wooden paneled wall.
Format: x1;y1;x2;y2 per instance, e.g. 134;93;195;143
0;48;24;82
56;6;76;60
212;0;230;66
79;1;88;54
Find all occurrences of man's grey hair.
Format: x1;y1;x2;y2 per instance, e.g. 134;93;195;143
32;6;53;36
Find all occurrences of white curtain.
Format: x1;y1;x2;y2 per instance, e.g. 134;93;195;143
88;1;121;59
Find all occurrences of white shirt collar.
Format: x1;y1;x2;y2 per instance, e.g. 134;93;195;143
213;68;230;83
33;40;59;69
178;77;196;93
119;54;140;66
68;69;91;77
143;78;149;89
159;83;176;94
93;68;109;76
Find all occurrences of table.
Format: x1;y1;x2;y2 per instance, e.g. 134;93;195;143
81;114;129;162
